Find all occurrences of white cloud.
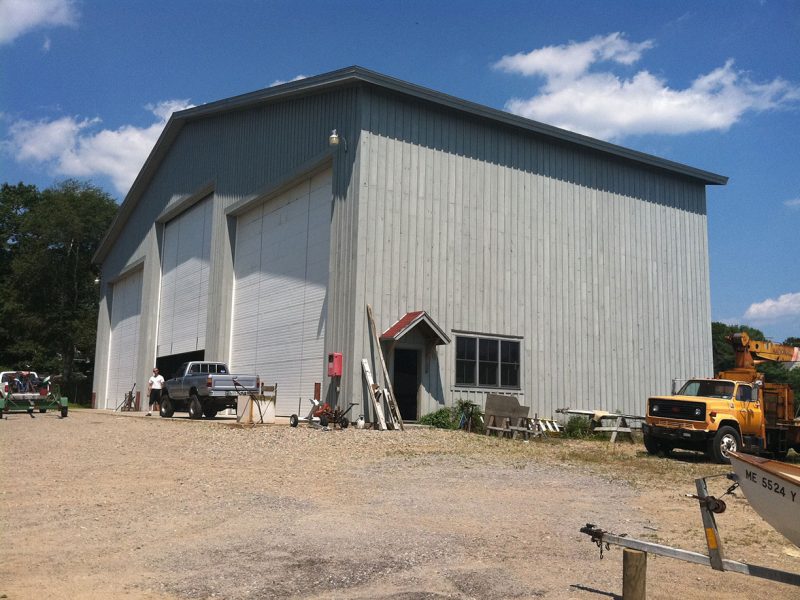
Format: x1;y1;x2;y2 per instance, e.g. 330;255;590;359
495;33;654;82
744;292;800;321
4;100;193;195
494;33;800;140
785;198;800;209
0;0;77;44
270;74;307;87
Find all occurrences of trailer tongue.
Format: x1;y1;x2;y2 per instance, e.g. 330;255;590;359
581;473;800;592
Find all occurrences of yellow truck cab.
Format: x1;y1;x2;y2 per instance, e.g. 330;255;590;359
643;333;800;463
643;377;798;463
644;379;756;463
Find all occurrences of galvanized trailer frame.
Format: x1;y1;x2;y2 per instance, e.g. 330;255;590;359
580;475;800;590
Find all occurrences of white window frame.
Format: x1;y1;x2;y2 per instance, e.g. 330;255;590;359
454;334;521;390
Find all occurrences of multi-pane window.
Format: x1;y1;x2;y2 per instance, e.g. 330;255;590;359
455;337;476;385
500;341;520;388
455;335;520;389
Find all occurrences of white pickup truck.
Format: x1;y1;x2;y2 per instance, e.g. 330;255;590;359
160;361;259;419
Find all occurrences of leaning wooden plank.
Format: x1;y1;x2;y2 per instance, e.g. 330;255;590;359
381;388;398;430
366;304;404;430
361;359;387;431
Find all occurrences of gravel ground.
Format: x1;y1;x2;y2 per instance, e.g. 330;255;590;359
1;409;798;599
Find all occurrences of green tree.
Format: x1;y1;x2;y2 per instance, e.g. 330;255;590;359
711;321;766;373
0;180;117;399
0;183;41;366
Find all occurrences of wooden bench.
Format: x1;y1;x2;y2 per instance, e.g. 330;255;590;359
483;394;529;439
484;394;562;440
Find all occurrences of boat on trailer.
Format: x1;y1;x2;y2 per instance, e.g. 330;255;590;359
728;451;800;548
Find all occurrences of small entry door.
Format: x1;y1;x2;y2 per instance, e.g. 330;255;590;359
393;348;420;421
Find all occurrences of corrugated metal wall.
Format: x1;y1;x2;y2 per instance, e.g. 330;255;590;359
94;81;714;419
94;89;360;407
352;88;712;418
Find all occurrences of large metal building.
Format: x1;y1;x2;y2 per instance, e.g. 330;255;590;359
92;66;727;419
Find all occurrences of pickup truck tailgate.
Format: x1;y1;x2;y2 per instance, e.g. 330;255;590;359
208;375;259;396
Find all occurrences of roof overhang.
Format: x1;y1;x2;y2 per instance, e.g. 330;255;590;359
381;311;451;346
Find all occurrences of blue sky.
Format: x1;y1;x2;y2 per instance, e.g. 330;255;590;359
2;0;798;341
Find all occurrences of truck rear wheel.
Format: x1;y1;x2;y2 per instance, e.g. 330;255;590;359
289;414;299;427
711;426;740;464
188;395;202;420
160;396;175;418
203;407;218;419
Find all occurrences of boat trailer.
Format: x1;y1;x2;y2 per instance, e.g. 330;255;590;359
581;475;800;597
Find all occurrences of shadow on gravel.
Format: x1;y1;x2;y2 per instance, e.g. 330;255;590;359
569;583;620;599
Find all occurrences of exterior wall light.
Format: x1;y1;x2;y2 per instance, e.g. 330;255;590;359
329;129;347;152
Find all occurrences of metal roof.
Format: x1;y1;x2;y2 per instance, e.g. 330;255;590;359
381;311;451;346
94;65;727;264
177;66;728;185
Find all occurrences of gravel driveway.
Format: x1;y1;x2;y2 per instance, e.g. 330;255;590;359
1;409;798;599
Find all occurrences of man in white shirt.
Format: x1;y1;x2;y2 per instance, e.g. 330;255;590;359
146;368;165;416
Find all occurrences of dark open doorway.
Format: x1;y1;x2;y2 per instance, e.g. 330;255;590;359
156;350;204;380
393;348;419;421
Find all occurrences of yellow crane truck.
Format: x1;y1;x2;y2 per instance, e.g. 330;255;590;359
642;333;799;463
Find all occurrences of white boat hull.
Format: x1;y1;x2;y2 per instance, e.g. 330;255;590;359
728;452;800;548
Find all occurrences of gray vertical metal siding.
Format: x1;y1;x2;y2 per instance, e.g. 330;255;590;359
93;80;715;420
93;89;361;407
353;88;712;418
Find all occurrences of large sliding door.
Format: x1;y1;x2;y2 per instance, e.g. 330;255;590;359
157;196;212;357
230;170;331;415
105;269;143;409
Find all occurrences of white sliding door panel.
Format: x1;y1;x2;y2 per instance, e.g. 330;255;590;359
230;170;331;415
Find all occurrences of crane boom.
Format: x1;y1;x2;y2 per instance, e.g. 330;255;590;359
728;332;800;370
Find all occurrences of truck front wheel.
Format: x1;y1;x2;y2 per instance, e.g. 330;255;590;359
160;396;175;418
643;434;661;455
188;395;202;420
711;426;740;464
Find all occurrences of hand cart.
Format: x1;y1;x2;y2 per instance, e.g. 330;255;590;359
289;398;356;429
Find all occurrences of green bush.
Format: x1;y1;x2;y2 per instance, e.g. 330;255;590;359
563;415;592;438
417;400;486;433
454;398;485;433
418;407;457;429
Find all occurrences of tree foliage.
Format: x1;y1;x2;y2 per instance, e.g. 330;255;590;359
711;321;766;373
0;180;117;399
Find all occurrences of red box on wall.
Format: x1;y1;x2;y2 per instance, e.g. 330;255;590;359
327;352;343;377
